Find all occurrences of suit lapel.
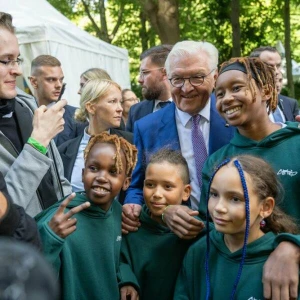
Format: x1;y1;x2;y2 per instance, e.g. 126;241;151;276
141;100;155;116
14;101;33;144
61;135;82;180
209;94;234;154
278;96;293;121
158;102;180;150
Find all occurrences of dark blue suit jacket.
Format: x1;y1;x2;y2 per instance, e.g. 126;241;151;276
54;105;88;147
278;94;299;121
124;96;235;205
126;100;154;132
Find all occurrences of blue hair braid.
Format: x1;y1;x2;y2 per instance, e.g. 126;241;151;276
205;158;230;300
205;158;250;300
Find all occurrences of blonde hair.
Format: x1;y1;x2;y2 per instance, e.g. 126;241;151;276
80;68;111;81
74;79;121;122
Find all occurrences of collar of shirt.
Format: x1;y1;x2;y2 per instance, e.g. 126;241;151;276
82;127;91;143
153;98;173;112
175;97;211;127
82;127;111;143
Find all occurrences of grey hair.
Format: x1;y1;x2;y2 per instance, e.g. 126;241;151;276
165;41;218;75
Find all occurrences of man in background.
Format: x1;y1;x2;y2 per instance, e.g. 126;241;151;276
29;55;86;146
126;45;173;132
250;46;299;122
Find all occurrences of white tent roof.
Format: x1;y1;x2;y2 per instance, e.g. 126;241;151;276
1;0;131;107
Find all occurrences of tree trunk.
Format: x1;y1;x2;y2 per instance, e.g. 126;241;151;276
284;0;295;98
139;0;180;44
231;0;241;57
139;11;149;52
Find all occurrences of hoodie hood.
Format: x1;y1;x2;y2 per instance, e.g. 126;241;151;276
210;230;275;263
140;205;174;235
230;122;300;148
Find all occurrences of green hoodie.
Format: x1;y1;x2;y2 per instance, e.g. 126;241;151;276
119;205;200;300
174;231;282;300
200;122;300;224
35;192;123;300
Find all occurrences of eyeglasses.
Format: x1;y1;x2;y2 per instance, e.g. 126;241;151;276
139;67;164;79
0;58;23;69
121;97;139;103
169;68;216;88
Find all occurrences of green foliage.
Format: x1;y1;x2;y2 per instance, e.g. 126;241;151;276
47;0;300;90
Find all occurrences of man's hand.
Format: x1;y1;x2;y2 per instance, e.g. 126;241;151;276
162;205;204;239
295;115;300;122
263;241;299;300
31;99;67;147
122;204;141;234
49;193;90;238
120;285;139;300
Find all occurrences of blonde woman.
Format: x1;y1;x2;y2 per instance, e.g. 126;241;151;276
77;68;111;95
58;79;133;195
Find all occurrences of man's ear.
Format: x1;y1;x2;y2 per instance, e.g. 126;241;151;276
262;84;273;102
213;69;219;81
162;68;168;81
29;76;38;89
122;176;131;191
260;196;275;219
181;184;192;203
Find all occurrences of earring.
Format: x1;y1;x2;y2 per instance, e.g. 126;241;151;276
260;219;266;228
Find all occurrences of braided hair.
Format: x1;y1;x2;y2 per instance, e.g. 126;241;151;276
84;132;137;177
205;154;298;299
219;57;278;113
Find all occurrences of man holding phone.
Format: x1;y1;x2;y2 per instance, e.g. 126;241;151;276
0;12;71;217
29;55;86;146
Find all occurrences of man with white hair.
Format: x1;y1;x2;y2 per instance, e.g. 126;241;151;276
123;40;234;217
123;41;300;300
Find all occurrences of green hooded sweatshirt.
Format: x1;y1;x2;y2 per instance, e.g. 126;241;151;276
174;231;285;300
35;192;124;300
200;122;300;224
119;205;201;300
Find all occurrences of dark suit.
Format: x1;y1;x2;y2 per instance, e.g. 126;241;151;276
278;94;299;121
54;105;88;147
58;128;133;181
124;96;235;206
126;100;154;132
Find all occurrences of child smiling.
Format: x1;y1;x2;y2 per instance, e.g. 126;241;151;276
36;133;138;300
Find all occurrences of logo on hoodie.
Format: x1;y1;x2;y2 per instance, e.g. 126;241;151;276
277;169;298;177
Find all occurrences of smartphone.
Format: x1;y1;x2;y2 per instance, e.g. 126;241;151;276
57;83;66;101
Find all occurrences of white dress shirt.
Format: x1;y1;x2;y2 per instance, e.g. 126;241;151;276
176;98;211;210
71;127;91;192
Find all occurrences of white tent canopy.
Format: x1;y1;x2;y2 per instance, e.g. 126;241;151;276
1;0;131;107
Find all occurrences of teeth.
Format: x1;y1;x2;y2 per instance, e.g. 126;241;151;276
93;187;109;192
225;107;241;115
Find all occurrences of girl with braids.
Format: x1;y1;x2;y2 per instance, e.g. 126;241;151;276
199;57;300;225
58;78;133;195
36;132;139;300
175;155;299;299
